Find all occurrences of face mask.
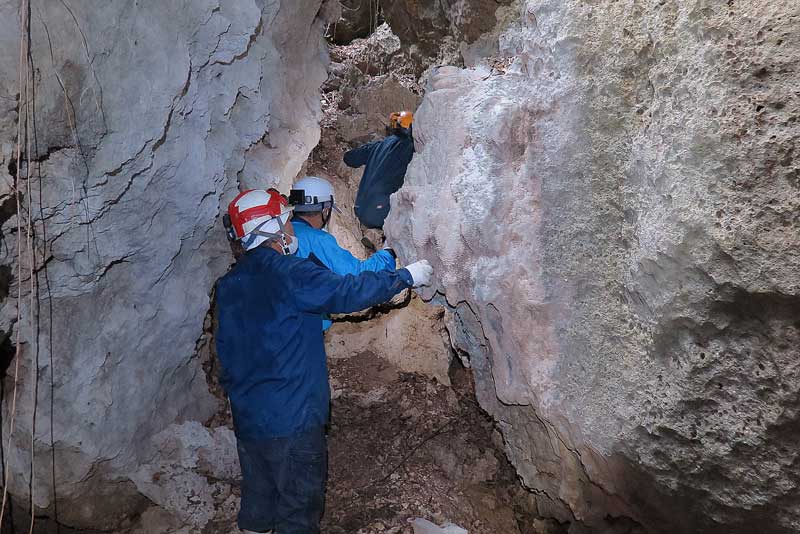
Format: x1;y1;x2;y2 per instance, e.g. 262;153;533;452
282;235;299;255
321;208;332;231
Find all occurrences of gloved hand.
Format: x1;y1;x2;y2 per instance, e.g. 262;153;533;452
404;260;433;288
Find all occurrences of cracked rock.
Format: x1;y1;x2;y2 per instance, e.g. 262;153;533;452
387;1;800;533
0;0;328;530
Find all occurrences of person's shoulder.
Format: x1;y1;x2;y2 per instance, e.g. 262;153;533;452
238;247;289;275
283;252;334;284
292;219;313;235
217;250;273;290
385;134;412;148
282;251;323;271
315;229;340;245
298;225;339;246
216;266;236;290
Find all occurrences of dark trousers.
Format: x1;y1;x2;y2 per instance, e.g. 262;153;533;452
236;426;327;534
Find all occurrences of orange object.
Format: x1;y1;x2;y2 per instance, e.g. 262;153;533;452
389;110;413;129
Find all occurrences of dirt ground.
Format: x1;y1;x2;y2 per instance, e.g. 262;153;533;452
323;351;561;534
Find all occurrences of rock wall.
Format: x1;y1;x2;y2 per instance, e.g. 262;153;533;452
0;0;332;530
387;1;800;533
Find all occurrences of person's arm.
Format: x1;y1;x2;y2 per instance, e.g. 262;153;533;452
289;257;413;315
343;140;379;168
315;231;396;275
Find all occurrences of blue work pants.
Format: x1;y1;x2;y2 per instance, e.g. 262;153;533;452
236;426;327;533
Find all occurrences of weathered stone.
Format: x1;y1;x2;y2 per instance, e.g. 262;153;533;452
387;1;800;532
330;0;378;45
327;294;451;385
130;422;239;531
0;0;330;530
336;74;421;144
381;0;516;64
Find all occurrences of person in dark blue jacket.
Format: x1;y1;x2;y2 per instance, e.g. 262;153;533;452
344;111;415;237
216;188;433;534
289;175;397;330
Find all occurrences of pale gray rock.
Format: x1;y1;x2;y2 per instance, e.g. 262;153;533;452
387;1;800;532
130;422;239;531
381;0;516;63
0;0;330;530
330;0;375;45
336;73;422;144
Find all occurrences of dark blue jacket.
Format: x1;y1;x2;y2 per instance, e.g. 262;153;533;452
215;246;413;440
344;131;414;229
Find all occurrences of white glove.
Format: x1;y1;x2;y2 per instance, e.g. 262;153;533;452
404;260;433;288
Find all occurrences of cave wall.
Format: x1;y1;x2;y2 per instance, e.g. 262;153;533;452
387;1;800;532
0;0;331;530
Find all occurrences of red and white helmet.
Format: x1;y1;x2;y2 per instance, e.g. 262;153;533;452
226;189;293;251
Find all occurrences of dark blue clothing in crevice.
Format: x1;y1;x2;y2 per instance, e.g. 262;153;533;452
344;131;414;229
214;246;413;441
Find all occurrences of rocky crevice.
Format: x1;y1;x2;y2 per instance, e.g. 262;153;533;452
0;0;796;532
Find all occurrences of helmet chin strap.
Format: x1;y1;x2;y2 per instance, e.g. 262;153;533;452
321;207;332;230
279;234;292;255
244;213;292;253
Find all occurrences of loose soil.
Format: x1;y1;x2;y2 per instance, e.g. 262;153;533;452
322;351;558;534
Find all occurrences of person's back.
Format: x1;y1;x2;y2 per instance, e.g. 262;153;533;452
216;187;432;534
293;218;395;274
216;247;331;439
345;112;415;229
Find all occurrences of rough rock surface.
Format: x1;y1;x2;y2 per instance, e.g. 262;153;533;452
313;21;447;396
330;0;379;45
381;0;517;67
387;1;800;533
0;0;331;531
327;293;452;385
335;73;422;144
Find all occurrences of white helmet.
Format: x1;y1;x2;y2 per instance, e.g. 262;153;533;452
289;176;342;213
226;189;294;252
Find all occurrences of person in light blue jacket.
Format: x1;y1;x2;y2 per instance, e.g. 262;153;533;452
289;176;398;329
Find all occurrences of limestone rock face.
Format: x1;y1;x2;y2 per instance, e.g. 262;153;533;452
327;294;451;385
381;0;517;63
330;0;376;45
386;1;800;532
0;0;330;530
336;73;422;144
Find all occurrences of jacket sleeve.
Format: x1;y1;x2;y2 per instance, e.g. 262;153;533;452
315;232;396;275
343;140;379;168
288;258;413;315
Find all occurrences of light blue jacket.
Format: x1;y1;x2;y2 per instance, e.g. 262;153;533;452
293;217;396;329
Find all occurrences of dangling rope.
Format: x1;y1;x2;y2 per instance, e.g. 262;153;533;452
0;0;31;528
24;4;39;530
29;15;61;531
0;1;50;531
